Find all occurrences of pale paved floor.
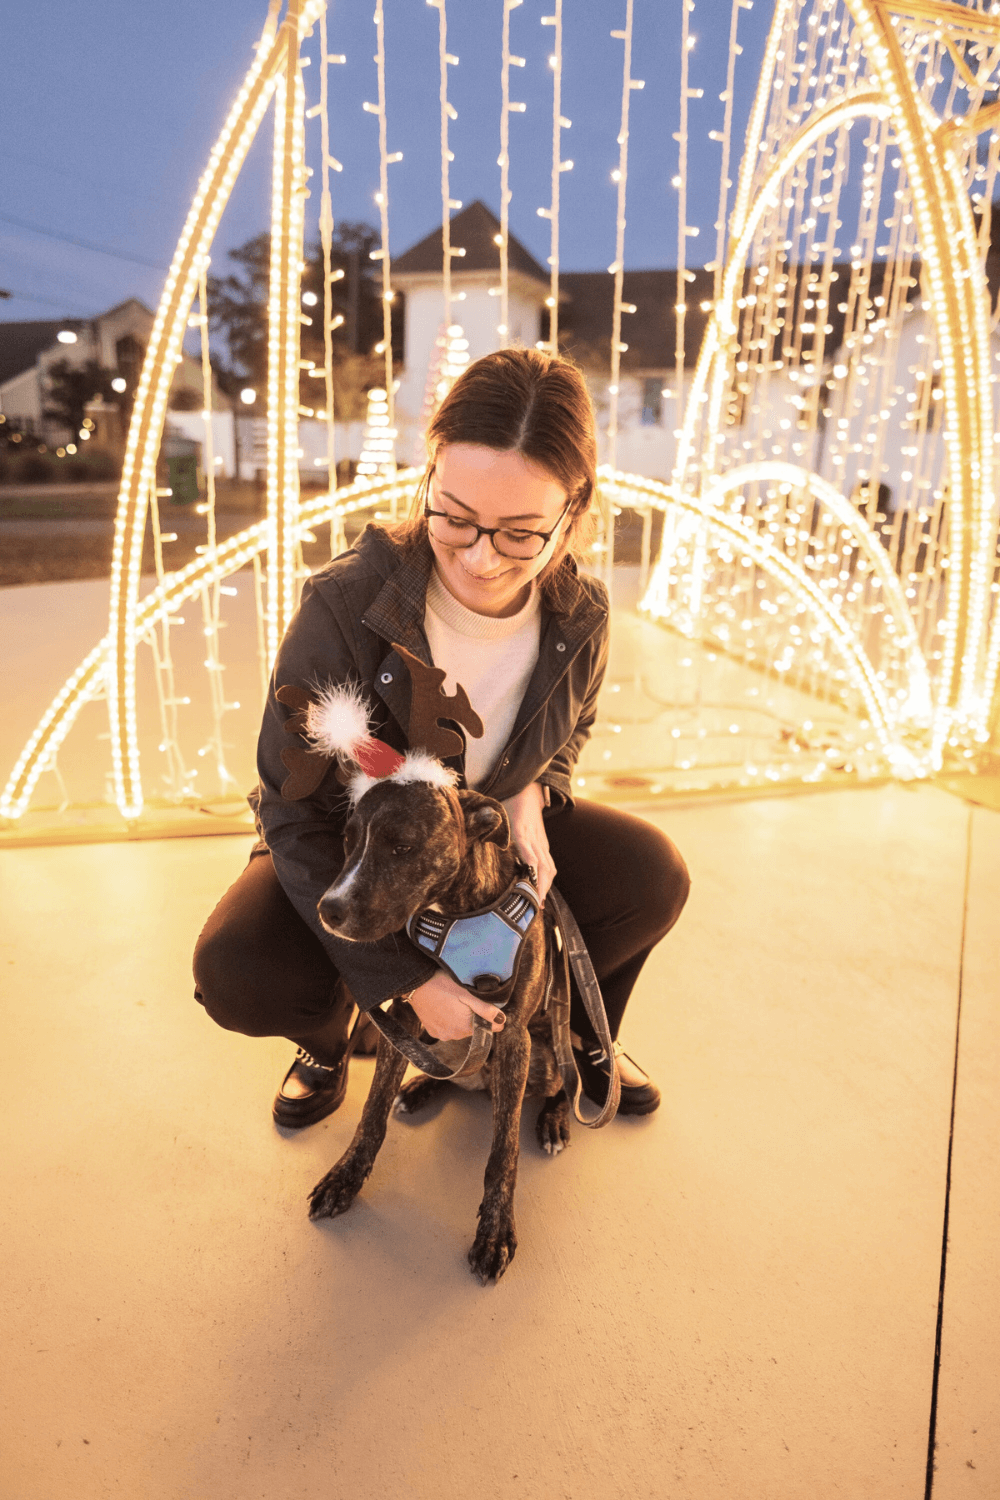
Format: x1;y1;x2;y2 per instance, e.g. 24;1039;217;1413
1;784;997;1499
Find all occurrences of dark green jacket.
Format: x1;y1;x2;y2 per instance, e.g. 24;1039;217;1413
251;524;609;1010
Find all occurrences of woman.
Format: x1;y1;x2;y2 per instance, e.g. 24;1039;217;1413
194;347;689;1127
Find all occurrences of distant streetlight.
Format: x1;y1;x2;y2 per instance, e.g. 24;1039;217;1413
302;291;318;306
57;330;78;344
111;377;127;393
240;388;256;405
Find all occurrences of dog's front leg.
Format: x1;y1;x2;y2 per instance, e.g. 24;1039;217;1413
309;998;417;1221
468;1022;531;1283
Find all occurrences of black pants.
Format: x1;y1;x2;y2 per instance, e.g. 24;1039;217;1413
193;800;690;1065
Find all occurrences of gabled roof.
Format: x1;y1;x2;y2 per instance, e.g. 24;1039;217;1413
393;200;548;283
558;261;924;372
0;318;90;388
95;297;154;323
559;269;717;371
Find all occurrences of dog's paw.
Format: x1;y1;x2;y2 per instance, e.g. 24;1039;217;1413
308;1160;370;1220
535;1093;571;1155
393;1073;444;1117
467;1220;518;1284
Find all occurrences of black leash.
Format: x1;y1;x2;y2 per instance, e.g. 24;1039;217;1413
361;998;494;1081
545;886;621;1128
362;881;620;1126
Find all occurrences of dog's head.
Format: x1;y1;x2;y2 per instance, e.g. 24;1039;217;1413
317;781;510;942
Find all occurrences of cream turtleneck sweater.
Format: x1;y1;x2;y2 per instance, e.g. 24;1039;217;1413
423;566;542;790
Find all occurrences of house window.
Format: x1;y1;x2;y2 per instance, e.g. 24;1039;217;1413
115;334;145;391
641;377;663;425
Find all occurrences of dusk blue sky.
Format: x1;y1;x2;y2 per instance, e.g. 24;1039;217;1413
2;0;774;325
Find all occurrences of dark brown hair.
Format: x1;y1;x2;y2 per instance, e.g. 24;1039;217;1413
394;346;599;607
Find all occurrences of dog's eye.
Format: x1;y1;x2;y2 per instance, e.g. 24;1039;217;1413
392;844;413;856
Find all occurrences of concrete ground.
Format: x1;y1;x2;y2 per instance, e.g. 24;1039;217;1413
1;782;996;1499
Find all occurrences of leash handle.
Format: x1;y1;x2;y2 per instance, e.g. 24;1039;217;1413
546;885;621;1128
362;999;494;1081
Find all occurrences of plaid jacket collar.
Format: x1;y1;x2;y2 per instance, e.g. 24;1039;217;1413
360;530;436;664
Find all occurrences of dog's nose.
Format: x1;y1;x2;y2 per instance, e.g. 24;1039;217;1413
318;894;346;931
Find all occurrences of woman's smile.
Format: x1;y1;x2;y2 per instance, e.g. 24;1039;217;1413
428;443;569;618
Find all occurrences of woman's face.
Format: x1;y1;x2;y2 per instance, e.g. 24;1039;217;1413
426;443;570;618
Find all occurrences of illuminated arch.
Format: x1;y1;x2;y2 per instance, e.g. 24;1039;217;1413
102;0;324;821
605;467;922;772
0;474;414;822
650;0;1000;767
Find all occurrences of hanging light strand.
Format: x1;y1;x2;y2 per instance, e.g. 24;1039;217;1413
498;0;524;345
264;0;308;669
371;0;396;457
316;4;343;554
607;1;637;474
675;0;693;436
429;0;462;325
712;0;746;306
197;263;236;793
146;482;191;801
539;3;566;350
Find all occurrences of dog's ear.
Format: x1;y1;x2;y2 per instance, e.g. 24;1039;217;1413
461;791;511;848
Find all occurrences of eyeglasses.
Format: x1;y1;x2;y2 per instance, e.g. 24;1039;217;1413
424;484;571;561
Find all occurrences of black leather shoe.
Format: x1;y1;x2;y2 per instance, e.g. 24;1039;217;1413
273;1045;351;1129
573;1039;661;1117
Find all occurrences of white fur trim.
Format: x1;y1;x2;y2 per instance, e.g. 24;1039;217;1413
347;771;378;806
305;681;373;759
390;752;458;790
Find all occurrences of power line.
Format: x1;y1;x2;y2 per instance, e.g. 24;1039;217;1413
7;153;165;210
0;212;168;270
0;287;96;315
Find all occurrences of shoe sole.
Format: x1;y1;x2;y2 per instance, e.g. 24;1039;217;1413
614;1090;661;1116
273;1064;349;1129
273;1082;348;1129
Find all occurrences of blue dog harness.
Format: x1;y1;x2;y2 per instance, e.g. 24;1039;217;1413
406;866;540;1004
368;873;619;1128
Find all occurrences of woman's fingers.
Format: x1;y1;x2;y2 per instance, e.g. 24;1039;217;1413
409;973;505;1038
513;838;556;901
465;994;506;1031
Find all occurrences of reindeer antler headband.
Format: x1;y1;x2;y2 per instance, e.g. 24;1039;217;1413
277;642;484;803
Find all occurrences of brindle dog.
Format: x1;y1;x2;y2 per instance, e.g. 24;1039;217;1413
308;778;571;1283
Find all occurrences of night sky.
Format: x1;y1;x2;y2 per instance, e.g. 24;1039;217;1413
2;0;774;325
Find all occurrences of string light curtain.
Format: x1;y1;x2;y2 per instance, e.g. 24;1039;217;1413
8;0;1000;835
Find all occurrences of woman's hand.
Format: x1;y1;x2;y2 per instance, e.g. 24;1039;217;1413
500;781;556;901
408;970;506;1040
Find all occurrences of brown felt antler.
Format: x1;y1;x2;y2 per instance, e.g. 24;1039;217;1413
276;684;335;800
393;642;484;759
